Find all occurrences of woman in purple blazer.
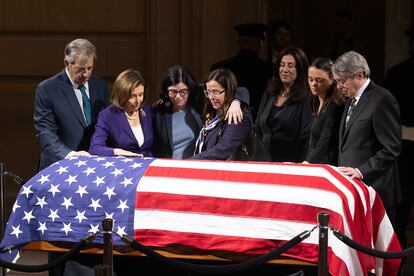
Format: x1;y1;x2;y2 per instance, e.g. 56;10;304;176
89;69;153;157
192;68;253;160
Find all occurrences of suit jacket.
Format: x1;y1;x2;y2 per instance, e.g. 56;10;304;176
255;91;312;162
152;106;203;158
338;81;402;208
191;112;253;160
34;70;108;170
89;104;153;157
306;101;344;165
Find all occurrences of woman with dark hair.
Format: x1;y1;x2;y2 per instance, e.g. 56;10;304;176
255;46;312;162
152;65;203;158
192;68;253;160
303;57;344;165
152;65;247;159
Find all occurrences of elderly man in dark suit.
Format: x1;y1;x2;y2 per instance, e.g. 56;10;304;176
34;38;108;171
332;51;402;228
34;38;108;276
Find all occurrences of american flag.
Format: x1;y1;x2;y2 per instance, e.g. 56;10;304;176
134;159;401;276
0;157;401;276
0;156;154;262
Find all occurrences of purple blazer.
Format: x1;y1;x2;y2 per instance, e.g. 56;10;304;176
191;112;253;160
89;104;153;156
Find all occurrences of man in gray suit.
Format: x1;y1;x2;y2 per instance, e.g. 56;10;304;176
332;51;402;227
34;38;108;170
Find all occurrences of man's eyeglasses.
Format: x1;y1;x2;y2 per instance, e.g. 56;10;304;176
204;89;226;97
168;88;189;97
334;77;350;87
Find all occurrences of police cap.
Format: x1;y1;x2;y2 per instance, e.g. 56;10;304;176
234;23;268;40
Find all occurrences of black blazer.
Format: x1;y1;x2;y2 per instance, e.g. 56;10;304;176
305;101;344;165
152;106;203;158
338;81;402;208
34;70;108;170
255;91;312;162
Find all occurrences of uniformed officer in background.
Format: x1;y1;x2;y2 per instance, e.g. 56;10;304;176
210;23;273;119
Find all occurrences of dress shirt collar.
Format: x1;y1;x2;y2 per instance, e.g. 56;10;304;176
353;78;370;103
65;68;90;91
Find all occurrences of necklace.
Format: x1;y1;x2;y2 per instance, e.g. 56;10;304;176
125;111;138;120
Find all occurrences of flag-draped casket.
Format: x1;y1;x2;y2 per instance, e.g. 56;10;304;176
0;156;401;275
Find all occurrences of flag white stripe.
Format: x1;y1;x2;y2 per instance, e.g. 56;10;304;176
369;186;377;209
375;215;394;252
137;176;353;237
134;209;362;276
369;185;393;275
149;159;363;216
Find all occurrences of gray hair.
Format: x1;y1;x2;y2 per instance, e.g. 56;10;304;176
64;38;97;63
332;51;370;78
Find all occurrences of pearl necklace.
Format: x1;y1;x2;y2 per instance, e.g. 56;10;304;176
125;111;138;120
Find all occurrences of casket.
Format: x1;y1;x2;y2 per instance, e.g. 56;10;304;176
0;156;401;275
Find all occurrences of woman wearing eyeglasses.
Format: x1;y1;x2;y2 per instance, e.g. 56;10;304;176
89;69;153;157
152;65;203;158
192;68;253;160
152;65;248;159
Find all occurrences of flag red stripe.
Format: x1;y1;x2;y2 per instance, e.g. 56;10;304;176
371;193;401;274
144;165;361;218
144;165;353;193
134;228;317;257
328;250;351;276
134;229;351;275
135;161;401;275
313;165;377;272
383;234;402;275
143;165;364;238
135;192;346;231
372;193;386;244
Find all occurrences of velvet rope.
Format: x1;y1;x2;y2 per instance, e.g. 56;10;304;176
0;232;97;272
121;229;314;275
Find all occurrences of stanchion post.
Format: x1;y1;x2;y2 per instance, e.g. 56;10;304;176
318;212;329;276
0;163;6;276
95;264;109;276
102;218;113;276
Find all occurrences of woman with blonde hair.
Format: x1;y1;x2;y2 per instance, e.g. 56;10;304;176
89;69;153;157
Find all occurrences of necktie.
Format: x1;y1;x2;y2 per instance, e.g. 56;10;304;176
345;98;356;127
79;85;93;125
